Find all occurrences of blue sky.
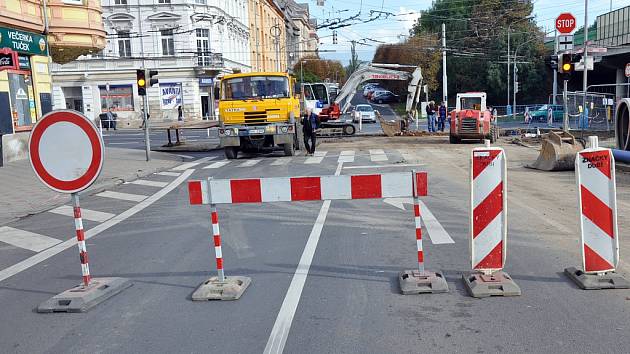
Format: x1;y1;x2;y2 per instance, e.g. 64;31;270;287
314;0;624;64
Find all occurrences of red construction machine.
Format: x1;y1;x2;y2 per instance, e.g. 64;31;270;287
449;92;498;144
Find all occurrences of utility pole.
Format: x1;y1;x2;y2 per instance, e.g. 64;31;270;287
553;29;558;105
563;79;569;132
271;24;281;72
442;23;448;107
507;30;510;113
582;0;589;129
513;60;518;117
137;5;150;161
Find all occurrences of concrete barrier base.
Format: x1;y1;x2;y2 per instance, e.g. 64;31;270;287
462;271;521;298
37;277;131;313
564;267;630;290
192;276;251;301
399;270;449;294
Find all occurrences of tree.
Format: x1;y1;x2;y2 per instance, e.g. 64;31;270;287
347;41;360;76
292;56;347;84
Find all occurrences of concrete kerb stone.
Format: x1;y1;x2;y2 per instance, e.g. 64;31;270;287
462;271;522;298
399;270;449;294
564;267;630;290
37;277;132;313
191;276;252;301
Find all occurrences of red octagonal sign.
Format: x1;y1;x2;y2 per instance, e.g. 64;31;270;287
29;110;104;194
556;13;577;34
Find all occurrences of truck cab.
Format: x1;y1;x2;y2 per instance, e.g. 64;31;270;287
449;92;497;143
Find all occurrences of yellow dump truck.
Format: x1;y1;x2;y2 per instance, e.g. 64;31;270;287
218;72;301;159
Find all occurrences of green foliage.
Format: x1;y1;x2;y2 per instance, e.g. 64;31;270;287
292;56;346;84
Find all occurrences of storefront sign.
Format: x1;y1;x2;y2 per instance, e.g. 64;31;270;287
0;26;48;56
18;54;30;70
0;48;17;70
199;77;214;87
160;83;183;109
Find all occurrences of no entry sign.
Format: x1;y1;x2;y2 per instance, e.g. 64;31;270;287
29;110;104;194
556;13;577;34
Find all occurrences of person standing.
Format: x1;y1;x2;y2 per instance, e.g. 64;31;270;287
547;106;553;126
105;108;115;131
438;101;447;132
426;101;436;133
302;107;319;155
524;106;531;124
178;105;183;121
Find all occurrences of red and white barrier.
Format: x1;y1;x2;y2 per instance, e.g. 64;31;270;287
576;143;619;273
72;194;91;287
470;147;507;272
412;176;424;273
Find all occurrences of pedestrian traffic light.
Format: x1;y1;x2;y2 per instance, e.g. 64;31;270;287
137;69;147;96
558;53;573;74
148;70;159;87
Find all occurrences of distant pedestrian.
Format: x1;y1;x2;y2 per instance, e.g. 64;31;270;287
178;105;183;121
425;101;436;132
438;101;447;132
524;106;531;124
492;107;498;119
547;106;553;126
302;107;319;155
105;108;117;131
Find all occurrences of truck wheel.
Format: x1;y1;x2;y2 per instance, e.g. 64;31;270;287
343;124;356;135
283;143;295;156
225;147;238;159
449;134;459;144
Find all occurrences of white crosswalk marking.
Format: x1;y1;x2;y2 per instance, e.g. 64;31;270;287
338;150;355;163
271;157;292;166
204;161;231;169
369;149;388;162
171;156;216;171
305;151;327;164
128;180;169;188
96;191;147;202
0;226;61;252
238;159;262;167
156;171;181;177
49;205;115;222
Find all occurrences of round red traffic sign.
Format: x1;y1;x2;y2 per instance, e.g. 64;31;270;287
556;13;577;34
29;110;104;194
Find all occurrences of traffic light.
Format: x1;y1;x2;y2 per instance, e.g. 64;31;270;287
148;70;159;87
558;53;573;74
332;30;338;44
137;69;147;96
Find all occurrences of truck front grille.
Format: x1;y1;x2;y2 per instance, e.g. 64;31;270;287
461;119;478;133
244;111;267;124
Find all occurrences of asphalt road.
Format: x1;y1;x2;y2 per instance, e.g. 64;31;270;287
1;135;630;353
102;128;220;152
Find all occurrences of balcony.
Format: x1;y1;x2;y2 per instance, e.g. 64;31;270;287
46;0;106;64
195;53;224;74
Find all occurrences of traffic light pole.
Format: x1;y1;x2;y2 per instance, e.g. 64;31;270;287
582;0;589;138
563;79;569;132
553;30;558;105
143;94;151;161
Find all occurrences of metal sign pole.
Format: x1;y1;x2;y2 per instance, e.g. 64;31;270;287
143;94;151;161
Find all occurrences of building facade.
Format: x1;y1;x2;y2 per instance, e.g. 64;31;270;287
248;0;288;72
281;0;318;70
0;0;105;163
51;0;251;125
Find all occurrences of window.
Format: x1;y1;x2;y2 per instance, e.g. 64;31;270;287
99;85;134;112
63;0;84;4
161;29;175;56
195;0;206;4
158;0;171;3
117;30;131;57
114;0;127;4
196;28;210;66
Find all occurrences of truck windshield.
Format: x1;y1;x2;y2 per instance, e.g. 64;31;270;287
221;76;289;100
460;97;482;110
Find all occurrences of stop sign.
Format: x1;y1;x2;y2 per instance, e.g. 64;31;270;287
556;13;577;34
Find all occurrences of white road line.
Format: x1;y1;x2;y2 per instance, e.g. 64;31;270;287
175;154;195;159
271;157;292;166
49;205;114;223
171;156;216;171
344;163;425;169
369;149;388;162
418;200;455;244
96;191;147;202
128;180;169;188
338;150;355;163
0;170;194;283
264;162;343;354
305;150;327;164
238;159;262;167
156;171;181;177
204;161;231;169
0;227;61;252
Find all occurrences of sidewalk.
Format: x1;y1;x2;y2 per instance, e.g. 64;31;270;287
0;147;182;226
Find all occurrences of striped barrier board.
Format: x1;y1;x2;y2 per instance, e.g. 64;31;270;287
188;171;448;297
464;145;520;298
564;140;628;290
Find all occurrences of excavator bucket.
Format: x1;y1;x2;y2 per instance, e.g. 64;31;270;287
376;111;402;137
529;131;584;171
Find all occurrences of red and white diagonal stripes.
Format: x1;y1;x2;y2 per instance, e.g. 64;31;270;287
72;195;91;287
211;206;225;281
471;149;506;271
413;196;424;273
577;150;618;272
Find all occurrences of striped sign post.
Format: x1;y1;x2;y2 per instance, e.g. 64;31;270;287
188;171;448;299
565;136;629;289
463;141;521;298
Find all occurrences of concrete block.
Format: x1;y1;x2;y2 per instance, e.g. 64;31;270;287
462;271;521;298
564;267;630;290
2;132;29;163
399;270;449;294
192;276;251;301
37;277;131;313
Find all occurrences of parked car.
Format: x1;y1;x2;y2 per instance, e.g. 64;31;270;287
368;89;389;100
530;104;564;122
365;87;383;99
352;104;377;123
371;92;400;104
363;84;380;97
